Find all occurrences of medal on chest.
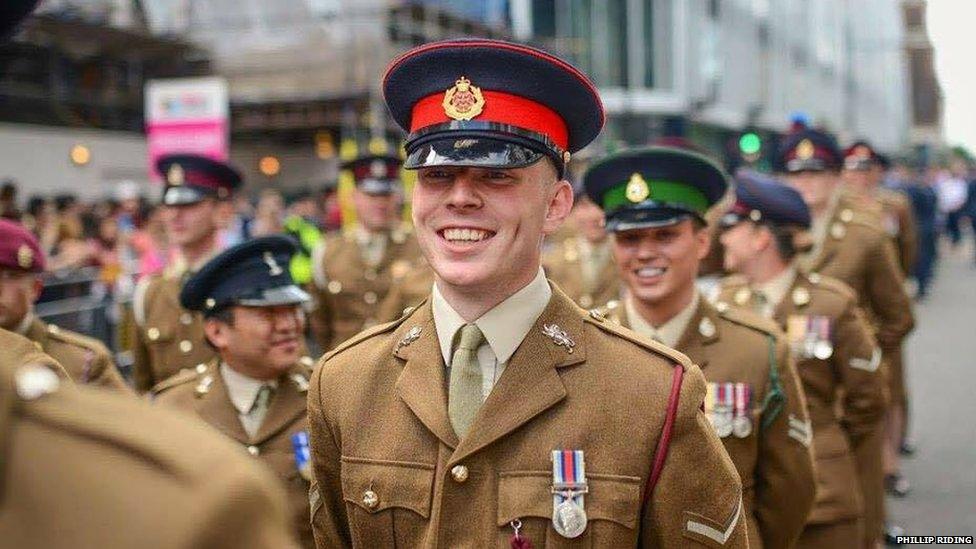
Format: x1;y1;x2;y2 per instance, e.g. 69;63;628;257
787;315;833;360
731;383;753;438
706;383;734;438
292;431;312;481
550;449;588;538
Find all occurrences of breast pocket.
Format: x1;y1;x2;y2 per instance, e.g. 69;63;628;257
497;471;641;548
340;456;434;548
143;322;176;372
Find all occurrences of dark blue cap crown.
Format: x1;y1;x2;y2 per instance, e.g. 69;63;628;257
723;169;811;229
181;236;309;314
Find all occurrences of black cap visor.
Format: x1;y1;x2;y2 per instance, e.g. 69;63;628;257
163;186;209;206
357;178;400;196
236;285;311;308
405;135;546;172
605;205;701;233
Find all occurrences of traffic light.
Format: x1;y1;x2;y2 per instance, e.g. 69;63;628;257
738;132;762;164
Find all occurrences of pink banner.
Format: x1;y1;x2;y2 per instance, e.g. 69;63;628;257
146;120;228;181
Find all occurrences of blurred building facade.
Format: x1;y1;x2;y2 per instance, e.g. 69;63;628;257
900;0;944;151
0;0;919;194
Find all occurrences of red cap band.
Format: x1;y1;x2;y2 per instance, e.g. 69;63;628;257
410;90;569;151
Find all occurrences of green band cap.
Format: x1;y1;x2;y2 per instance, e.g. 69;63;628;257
602;177;709;215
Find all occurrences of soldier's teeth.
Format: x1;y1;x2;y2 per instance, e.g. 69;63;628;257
637;267;664;277
444;228;489;242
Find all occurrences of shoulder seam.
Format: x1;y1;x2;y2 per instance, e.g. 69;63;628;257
584;316;690;370
324;307;419;359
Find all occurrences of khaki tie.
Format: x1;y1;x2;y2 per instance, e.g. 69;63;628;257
448;323;485;438
246;384;275;435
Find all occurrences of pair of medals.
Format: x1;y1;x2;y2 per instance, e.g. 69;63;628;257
292;431;313;481
705;382;752;438
787;315;834;360
550;449;589;538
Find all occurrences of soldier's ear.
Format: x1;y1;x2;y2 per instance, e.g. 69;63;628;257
543;180;574;237
203;318;230;351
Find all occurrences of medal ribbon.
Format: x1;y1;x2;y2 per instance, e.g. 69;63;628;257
734;383;750;422
552;450;586;509
292;431;311;478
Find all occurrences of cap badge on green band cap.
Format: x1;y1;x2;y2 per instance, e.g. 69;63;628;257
604;176;709;215
626;173;650;203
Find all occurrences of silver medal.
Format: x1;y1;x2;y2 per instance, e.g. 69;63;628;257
733;415;752;438
715;408;734;438
553;499;588;538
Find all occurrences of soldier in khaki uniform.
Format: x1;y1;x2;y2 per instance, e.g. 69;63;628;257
542;193;619;309
131;154;243;392
0;219;128;391
716;172;888;548
309;39;747;548
0;359;299;549
589;151;815;548
152;236;316;548
777;130;913;545
841;141;918;496
309;154;426;351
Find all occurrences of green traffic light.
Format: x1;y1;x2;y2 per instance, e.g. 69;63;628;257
739;133;761;155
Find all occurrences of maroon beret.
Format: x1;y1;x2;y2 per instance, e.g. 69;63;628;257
0;219;44;272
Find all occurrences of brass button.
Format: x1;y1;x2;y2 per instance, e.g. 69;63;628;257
364;269;377;281
327;281;342;294
147;327;160;341
180;313;193;325
247;445;260;456
179;340;193;353
364;291;378;305
451;465;469;483
195;363;207;374
362;490;379;509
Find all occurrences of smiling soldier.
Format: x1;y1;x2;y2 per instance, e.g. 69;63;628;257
307;39;747;548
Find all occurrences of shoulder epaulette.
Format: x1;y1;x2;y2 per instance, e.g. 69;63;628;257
715;306;781;337
324;302;423;360
150;366;204;395
583;311;692;371
44;324;110;355
806;273;857;300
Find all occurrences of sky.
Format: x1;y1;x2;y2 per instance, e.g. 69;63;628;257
927;0;976;153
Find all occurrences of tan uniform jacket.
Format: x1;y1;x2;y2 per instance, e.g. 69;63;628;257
802;198;912;541
718;272;887;526
26;316;130;393
131;273;214;393
152;359;315;548
601;298;815;549
844;188;918;277
0;361;298;549
542;236;620;309
803;198;914;349
0;328;66;378
308;286;748;548
310;229;424;351
376;264;435;324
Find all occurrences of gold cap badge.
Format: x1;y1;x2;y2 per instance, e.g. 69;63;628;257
796;139;815;160
167;164;184;186
443;76;485;121
626;173;651;203
17;244;33;269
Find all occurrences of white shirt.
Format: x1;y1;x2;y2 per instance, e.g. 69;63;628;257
432;268;552;400
625;291;700;349
220;363;278;438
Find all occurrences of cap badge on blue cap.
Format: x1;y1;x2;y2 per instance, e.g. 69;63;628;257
263;252;284;276
370;160;386;178
167;164;184;186
796;140;815;160
17;245;33;269
625;173;650;203
443;76;485;121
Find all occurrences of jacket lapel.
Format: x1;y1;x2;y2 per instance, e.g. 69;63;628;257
195;361;250;445
393;303;459;449
674;299;719;369
449;288;583;466
252;366;309;444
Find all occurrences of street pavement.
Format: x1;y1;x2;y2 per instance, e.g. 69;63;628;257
888;242;976;541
